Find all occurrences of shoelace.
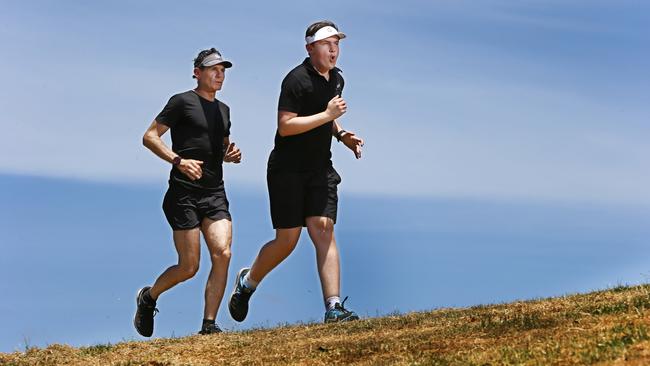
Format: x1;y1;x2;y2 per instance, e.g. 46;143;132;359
335;296;353;314
239;274;254;294
341;296;350;308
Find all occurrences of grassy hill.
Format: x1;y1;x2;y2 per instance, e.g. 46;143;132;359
2;284;650;365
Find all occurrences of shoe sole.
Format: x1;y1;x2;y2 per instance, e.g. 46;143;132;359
133;286;152;337
198;329;223;335
229;267;250;322
325;313;360;323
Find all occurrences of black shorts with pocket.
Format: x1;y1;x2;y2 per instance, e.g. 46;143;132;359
162;181;231;231
267;166;341;229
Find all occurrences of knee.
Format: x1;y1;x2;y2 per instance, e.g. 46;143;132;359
178;263;200;280
275;233;300;251
211;246;231;262
309;218;334;236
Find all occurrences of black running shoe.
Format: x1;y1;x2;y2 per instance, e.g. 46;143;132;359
228;268;254;322
133;286;158;337
324;296;359;323
198;322;222;335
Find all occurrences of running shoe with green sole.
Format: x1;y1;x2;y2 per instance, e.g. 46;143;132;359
324;296;359;323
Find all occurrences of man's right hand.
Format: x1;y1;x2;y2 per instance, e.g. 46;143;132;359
177;159;203;181
326;95;347;120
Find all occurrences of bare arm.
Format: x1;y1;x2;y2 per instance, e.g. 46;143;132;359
332;120;343;136
142;120;204;180
331;120;365;160
277;95;347;137
142;120;175;163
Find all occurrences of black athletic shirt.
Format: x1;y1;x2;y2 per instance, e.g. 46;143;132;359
268;57;344;172
156;90;231;191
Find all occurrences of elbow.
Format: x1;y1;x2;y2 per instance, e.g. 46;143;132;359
277;125;289;137
277;112;301;137
277;120;291;137
277;112;297;137
277;118;297;137
142;133;154;149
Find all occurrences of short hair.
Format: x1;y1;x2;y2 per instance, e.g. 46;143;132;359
305;20;338;38
192;48;219;79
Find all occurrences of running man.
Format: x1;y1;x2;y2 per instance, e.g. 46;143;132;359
229;21;364;323
134;48;242;336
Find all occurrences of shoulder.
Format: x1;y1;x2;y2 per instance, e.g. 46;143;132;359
281;66;313;96
288;63;310;78
167;90;195;105
282;64;310;87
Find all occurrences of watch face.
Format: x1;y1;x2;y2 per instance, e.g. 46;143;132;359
173;156;181;165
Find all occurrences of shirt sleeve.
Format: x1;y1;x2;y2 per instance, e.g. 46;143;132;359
217;101;231;137
155;94;183;128
278;74;304;113
225;106;231;137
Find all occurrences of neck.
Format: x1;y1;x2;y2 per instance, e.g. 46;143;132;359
309;57;331;78
194;87;216;101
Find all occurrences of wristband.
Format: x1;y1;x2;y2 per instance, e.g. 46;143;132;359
172;156;182;165
335;129;347;142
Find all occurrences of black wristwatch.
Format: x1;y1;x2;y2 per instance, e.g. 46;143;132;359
335;129;347;142
172;156;182;166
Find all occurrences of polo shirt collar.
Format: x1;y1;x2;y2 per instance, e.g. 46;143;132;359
303;57;341;78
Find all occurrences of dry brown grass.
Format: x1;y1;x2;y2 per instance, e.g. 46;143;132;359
2;284;650;365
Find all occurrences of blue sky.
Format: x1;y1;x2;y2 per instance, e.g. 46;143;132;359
1;0;649;353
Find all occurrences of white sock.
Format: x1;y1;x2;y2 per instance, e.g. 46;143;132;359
243;272;258;290
325;296;341;311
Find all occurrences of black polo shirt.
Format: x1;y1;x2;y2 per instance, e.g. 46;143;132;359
268;57;344;172
156;90;231;191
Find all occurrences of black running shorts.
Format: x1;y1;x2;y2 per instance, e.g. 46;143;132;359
162;182;231;230
267;166;341;229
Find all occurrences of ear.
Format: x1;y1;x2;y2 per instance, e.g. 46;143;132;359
193;67;201;79
305;43;313;55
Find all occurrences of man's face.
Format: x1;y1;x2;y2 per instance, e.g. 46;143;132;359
307;35;340;71
194;64;226;92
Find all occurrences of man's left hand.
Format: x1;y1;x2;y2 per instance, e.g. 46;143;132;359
223;142;242;163
341;131;364;159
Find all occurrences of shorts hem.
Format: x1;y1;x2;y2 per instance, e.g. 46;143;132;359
170;223;202;231
272;214;336;229
205;212;232;222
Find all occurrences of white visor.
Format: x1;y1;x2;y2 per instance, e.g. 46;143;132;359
305;26;346;45
200;52;233;68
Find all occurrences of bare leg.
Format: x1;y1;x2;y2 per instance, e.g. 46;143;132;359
149;228;201;300
306;216;340;300
248;227;302;283
201;218;232;320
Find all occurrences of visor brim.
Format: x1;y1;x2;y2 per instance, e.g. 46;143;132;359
201;60;232;68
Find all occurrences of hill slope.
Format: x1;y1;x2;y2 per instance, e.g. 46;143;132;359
2;284;650;365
